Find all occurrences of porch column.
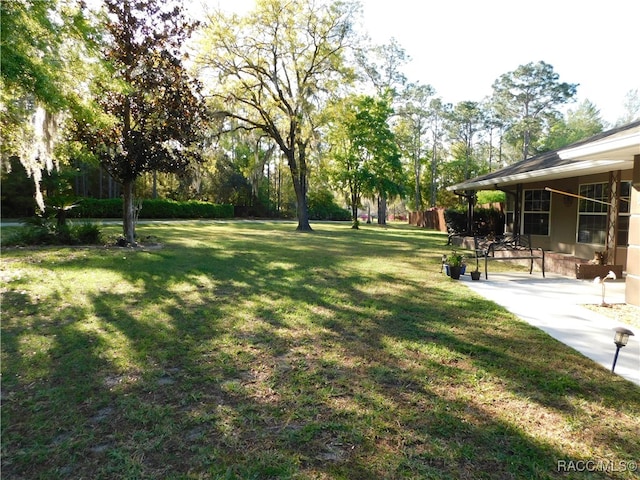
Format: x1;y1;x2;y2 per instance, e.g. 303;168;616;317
514;184;522;234
606;171;620;264
627;155;640;307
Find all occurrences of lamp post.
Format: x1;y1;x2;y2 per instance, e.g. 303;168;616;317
611;327;635;373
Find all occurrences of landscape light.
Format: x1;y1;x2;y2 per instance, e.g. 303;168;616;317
611;327;635;373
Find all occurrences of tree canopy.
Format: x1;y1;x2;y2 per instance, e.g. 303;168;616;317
4;0;627;223
197;0;360;231
543;100;605;151
72;0;207;243
491;61;578;160
1;0;99;210
328;94;403;226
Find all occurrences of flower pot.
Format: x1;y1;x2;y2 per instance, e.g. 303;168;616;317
575;263;623;279
449;265;462;280
471;270;481;281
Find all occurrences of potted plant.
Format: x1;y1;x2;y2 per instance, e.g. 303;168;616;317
447;250;465;280
470;268;481;281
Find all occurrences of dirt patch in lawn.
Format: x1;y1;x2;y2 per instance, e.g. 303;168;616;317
582;303;640;329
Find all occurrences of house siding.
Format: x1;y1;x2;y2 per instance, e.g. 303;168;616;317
627;156;640;307
548;178;579;255
522;171;633;269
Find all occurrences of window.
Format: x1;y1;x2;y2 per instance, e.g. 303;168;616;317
577;183;608;244
505;195;515;233
577;181;632;245
617;181;632;246
523;189;550;235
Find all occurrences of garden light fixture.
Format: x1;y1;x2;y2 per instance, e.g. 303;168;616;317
611;327;635;373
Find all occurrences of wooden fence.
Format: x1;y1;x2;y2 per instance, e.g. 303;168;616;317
408;208;447;232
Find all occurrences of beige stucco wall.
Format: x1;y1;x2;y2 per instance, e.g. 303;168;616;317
546;178;579;254
524;171;632;267
626;156;640;307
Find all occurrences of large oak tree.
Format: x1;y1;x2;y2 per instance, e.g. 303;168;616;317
197;0;359;231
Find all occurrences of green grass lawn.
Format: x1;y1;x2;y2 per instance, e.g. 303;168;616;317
2;221;639;479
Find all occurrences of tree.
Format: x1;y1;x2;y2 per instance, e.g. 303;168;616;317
543;100;604;151
326;96;368;226
491;61;577;160
356;37;409;98
394;83;436;211
615;89;640;126
73;0;207;244
197;0;359;231
1;0;99;211
426;98;449;207
480;102;506;173
445;101;485;181
328;95;402;227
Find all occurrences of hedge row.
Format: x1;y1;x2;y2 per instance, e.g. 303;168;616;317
71;198;234;219
306;189;351;221
307;203;351;221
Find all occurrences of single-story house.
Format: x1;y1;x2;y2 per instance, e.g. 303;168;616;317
448;120;640;307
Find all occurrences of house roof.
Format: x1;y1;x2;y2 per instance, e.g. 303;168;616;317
448;120;640;191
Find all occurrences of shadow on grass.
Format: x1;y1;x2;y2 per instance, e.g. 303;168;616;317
2;222;639;479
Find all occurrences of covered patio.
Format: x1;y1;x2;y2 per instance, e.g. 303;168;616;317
448;120;640;307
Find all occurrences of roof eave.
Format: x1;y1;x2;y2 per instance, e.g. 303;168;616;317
559;131;640;161
447;159;631;192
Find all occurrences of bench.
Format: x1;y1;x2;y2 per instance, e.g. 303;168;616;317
474;234;545;279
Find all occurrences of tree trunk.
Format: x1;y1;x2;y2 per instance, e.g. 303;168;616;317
294;185;312;231
351;192;358;222
430;125;438;207
523;129;531;160
414;155;421;211
287;148;312;231
152;171;157;199
414;121;422;210
350;191;359;229
377;195;387;226
122;179;136;245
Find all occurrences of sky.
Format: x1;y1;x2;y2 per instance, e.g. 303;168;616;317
198;0;640;125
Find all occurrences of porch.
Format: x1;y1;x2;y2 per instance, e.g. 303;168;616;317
451;235;625;279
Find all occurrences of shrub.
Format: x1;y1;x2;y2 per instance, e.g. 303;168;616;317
4;218;103;246
444;207;505;236
307;190;351;221
474;207;505;236
71;222;102;244
444;208;467;235
73;198;122;218
11;216;58;245
6;225;54;246
72;198;233;219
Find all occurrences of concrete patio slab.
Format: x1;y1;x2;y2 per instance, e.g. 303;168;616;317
459;272;640;386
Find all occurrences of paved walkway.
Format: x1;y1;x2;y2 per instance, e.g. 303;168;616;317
459;272;640;386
